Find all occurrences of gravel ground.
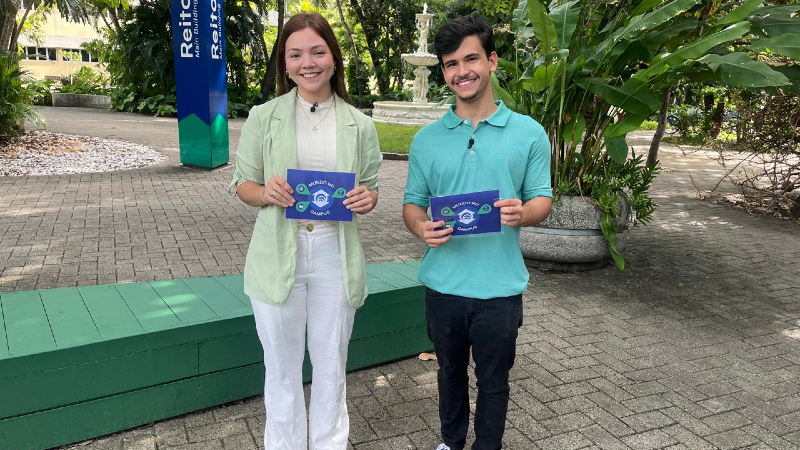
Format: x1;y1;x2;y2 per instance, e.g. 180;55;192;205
0;131;167;176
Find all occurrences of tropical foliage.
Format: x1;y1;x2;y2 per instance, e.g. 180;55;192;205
493;0;800;270
58;65;108;95
83;0;267;117
0;51;44;142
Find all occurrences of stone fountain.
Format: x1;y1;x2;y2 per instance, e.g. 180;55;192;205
372;4;449;126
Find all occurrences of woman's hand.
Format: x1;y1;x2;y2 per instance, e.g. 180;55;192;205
261;175;295;208
344;186;377;214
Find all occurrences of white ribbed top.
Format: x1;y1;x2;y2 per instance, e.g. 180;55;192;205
295;93;337;171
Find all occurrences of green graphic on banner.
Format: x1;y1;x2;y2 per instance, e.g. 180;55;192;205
177;114;229;168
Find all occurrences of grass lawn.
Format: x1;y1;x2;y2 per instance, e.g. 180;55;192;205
374;122;422;154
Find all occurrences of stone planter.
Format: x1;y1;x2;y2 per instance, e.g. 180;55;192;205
520;195;631;269
51;92;111;109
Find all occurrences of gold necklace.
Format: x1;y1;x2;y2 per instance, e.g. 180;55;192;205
298;94;334;131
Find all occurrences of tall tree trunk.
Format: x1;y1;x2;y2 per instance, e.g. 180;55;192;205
259;0;283;103
647;88;671;169
107;7;122;32
335;0;361;106
1;3;19;52
99;12;113;32
9;4;31;52
348;0;388;94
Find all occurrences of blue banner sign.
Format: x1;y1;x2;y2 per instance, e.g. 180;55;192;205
170;0;229;168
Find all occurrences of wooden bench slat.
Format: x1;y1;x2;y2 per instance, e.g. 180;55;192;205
1;291;56;356
352;298;426;341
403;260;423;269
114;282;182;331
366;264;419;289
366;277;394;294
382;261;423;283
0;294;9;359
77;285;144;340
0;342;198;419
198;331;262;375
40;288;102;348
148;280;219;324
0;363;264;450
213;275;252;308
183;277;252;318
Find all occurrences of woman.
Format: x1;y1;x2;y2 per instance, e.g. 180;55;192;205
229;12;382;450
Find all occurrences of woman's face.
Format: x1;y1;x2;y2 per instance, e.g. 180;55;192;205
285;27;335;102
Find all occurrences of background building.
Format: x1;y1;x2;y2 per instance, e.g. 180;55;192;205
18;11;104;81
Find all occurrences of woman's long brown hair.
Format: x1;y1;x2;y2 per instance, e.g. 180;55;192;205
276;12;353;105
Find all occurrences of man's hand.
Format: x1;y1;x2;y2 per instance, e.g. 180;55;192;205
403;204;453;248
495;198;525;228
419;220;453;248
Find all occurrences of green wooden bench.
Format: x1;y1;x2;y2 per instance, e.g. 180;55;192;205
0;261;430;450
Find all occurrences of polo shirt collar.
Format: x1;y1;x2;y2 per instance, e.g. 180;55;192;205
442;100;512;129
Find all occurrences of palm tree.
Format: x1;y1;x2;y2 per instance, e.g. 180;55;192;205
1;0;94;52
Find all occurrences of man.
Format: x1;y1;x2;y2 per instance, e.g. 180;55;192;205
402;15;553;450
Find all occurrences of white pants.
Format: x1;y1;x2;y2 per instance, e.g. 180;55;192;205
251;222;356;450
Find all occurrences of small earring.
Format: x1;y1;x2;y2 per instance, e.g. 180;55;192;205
286;70;290;79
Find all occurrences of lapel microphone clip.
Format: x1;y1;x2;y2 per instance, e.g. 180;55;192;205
310;102;319;113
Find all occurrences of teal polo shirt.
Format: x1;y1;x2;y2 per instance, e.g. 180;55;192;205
403;101;552;299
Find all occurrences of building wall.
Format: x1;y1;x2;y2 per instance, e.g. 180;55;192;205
18;9;106;81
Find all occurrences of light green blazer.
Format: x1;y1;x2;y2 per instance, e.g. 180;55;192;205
230;88;382;308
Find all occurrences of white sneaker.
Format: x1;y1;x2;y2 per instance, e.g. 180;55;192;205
435;445;451;450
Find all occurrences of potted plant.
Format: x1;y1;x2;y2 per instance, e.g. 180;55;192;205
493;0;798;270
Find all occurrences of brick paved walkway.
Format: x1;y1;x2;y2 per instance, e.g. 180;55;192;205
2;107;799;450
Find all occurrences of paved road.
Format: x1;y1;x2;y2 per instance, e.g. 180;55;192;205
1;107;799;450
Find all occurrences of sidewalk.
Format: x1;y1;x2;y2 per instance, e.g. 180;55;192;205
1;107;799;450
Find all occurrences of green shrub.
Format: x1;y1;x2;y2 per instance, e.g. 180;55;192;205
58;66;109;95
0;51;44;142
228;86;260;119
111;84;176;117
354;94;380;109
26;78;56;106
638;120;658;131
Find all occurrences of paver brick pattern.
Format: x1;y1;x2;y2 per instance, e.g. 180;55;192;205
1;107;799;450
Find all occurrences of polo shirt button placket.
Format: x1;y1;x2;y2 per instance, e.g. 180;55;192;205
467;131;477;163
470;132;476;155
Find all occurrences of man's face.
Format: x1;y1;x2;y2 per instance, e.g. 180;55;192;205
440;35;497;104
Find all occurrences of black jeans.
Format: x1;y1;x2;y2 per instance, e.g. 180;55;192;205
425;287;523;450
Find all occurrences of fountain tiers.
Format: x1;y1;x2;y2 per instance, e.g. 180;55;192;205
371;11;449;127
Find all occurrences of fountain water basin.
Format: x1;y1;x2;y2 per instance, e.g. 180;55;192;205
400;53;437;67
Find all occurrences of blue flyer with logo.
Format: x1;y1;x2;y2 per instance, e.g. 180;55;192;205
286;169;356;222
429;190;501;236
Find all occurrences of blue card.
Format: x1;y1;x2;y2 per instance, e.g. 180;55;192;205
286;169;356;222
429;190;501;236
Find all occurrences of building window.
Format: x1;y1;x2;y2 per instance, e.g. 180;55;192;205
61;48;82;62
24;46;53;60
79;49;99;62
61;48;98;62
